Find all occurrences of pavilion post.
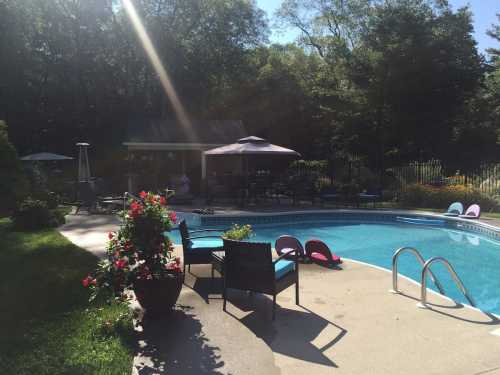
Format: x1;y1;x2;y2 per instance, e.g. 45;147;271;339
181;150;186;174
201;151;207;180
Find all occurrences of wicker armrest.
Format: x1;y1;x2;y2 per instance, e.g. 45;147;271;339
273;249;296;264
188;235;222;240
189;228;226;234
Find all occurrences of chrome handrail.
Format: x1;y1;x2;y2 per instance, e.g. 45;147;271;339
418;257;476;308
390;247;445;295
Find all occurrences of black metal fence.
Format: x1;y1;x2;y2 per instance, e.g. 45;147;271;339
390;160;500;196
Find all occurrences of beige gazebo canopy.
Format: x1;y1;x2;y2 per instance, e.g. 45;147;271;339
204;136;300;157
202;136;300;179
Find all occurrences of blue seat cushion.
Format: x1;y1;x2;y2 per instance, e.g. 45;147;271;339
274;259;295;279
189;238;223;250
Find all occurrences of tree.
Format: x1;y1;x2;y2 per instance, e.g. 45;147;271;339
352;1;484;165
278;0;486;169
276;0;372;61
0;0;269;155
486;13;500;61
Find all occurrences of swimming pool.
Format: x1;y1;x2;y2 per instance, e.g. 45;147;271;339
170;213;500;314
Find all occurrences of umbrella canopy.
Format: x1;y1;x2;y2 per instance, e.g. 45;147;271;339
20;152;74;161
204;136;301;156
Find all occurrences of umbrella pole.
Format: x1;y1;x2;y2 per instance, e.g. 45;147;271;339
243;156;249;207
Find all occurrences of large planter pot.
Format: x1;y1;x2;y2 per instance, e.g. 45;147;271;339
133;273;184;315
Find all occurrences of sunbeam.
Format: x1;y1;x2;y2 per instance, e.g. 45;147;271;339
122;0;197;142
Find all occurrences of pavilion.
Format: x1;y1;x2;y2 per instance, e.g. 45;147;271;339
122;118;246;193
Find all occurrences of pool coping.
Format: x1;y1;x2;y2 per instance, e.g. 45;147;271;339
196;209;500;241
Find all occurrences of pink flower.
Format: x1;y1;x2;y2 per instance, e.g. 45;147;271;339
82;275;93;287
169;211;177;223
166;263;180;272
108;232;114;240
115;259;128;270
139;191;147;199
159;196;167;206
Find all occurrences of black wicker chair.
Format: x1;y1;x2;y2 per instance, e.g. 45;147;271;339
178;220;224;274
222;238;299;320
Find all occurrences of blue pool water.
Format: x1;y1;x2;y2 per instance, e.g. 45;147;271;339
169;221;500;314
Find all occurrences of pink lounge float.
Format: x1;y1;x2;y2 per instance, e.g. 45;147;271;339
305;239;342;266
459;204;481;219
275;235;306;259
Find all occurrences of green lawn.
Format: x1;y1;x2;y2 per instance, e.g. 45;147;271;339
0;218;135;374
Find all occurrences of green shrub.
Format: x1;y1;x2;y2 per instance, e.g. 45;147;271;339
50;208;66;226
0;121;28;212
399;184;499;212
12;197;65;231
223;224;253;241
46;192;60;209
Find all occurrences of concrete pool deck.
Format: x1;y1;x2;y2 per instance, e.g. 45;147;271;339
58;213;500;375
132;258;500;375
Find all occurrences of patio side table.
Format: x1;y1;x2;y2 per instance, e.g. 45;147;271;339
211;250;225;279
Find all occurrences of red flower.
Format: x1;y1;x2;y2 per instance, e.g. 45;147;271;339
130;201;142;211
108;232;114;240
159;196;167;206
129;201;143;218
115;259;128;269
82;275;93;287
139;191;147;199
166;262;182;273
169;211;177;223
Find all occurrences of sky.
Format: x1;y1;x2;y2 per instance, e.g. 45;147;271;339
256;0;500;55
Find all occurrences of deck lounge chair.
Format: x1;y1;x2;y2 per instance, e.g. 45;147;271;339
275;235;306;260
359;188;381;207
222;238;299;320
305;239;342;266
443;202;464;217
179;220;224;274
459;204;481;219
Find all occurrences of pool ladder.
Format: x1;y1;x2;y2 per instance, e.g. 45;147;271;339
390;247;476;309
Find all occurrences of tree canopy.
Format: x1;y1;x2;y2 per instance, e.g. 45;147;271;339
0;0;498;174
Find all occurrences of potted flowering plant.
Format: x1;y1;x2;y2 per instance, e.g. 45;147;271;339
222;224;253;241
83;191;183;315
